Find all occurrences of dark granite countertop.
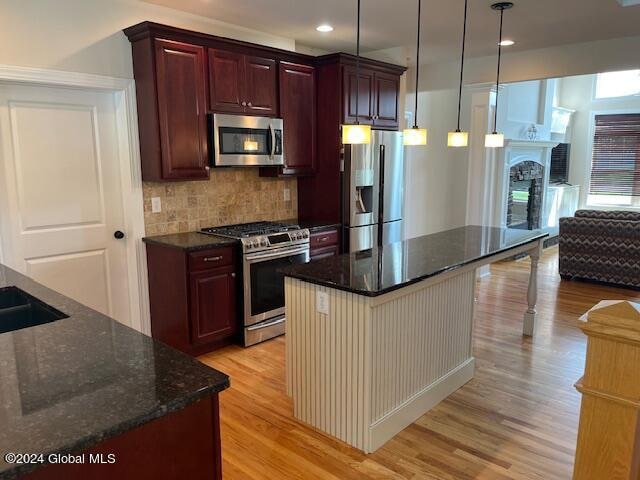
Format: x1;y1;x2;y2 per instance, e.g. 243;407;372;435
142;231;237;251
282;226;547;297
282;219;341;233
0;264;229;479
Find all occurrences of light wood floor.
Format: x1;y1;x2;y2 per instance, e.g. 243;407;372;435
199;247;640;479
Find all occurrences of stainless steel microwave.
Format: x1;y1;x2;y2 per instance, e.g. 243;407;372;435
210;113;284;167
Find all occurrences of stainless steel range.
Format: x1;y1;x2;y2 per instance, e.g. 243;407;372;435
200;221;310;346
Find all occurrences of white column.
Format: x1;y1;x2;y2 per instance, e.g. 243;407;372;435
466;84;498;277
523;240;542;336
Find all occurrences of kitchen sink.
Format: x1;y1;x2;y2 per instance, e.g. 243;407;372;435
0;286;69;334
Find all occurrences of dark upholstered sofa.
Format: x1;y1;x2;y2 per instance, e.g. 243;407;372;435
559;210;640;289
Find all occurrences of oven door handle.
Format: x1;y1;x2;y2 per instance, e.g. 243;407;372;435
245;245;309;262
246;317;286;331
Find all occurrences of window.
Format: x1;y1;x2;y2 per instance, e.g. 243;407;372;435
595;70;640;99
588;113;640;207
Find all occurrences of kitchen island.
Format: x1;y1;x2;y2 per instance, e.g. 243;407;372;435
282;226;546;453
0;264;229;479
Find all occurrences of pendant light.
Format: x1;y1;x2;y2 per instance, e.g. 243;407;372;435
403;0;428;146
342;0;372;145
485;2;513;149
447;0;469;148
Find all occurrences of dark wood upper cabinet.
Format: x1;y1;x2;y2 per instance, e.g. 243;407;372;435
298;54;406;224
127;37;209;182
208;49;245;113
342;65;400;129
373;71;400;129
245;56;278;115
209;50;277;116
124;24;404;186
190;267;237;346
155;40;210;180
343;66;375;125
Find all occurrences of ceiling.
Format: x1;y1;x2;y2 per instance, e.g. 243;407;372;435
141;0;640;65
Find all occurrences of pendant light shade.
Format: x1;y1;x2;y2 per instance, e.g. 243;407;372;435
404;127;428;146
448;130;469;147
485;2;513;149
403;0;427;146
342;124;372;144
448;0;469;148
484;132;504;148
342;0;371;145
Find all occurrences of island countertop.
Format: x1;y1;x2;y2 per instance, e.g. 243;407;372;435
0;264;229;479
282;225;548;296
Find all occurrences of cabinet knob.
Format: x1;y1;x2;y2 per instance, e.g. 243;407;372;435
231;272;236;278
241;101;247;106
247;102;253;107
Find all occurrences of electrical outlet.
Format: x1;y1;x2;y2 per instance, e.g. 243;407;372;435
283;188;291;202
151;197;162;213
316;291;329;315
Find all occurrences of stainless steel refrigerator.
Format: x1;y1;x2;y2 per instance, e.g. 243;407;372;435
342;130;404;252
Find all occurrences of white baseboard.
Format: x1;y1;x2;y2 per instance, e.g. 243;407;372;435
367;358;475;453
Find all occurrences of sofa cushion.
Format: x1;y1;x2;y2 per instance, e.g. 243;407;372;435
574;210;640;221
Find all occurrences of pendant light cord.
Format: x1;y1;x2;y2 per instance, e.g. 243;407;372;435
355;0;361;125
456;0;468;132
493;6;505;134
413;0;421;129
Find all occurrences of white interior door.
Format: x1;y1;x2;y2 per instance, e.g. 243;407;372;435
0;83;131;326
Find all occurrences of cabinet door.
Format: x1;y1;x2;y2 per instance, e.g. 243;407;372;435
245;56;278;116
279;62;316;175
155;39;209;180
343;66;375;125
373;71;400;129
189;268;237;345
208;49;246;113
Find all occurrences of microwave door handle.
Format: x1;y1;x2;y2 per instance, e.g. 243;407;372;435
268;124;276;159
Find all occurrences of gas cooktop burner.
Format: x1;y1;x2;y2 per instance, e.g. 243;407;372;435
200;221;300;239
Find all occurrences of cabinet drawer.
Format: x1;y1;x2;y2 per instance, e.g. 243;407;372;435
309;229;339;249
188;248;234;271
310;245;339;261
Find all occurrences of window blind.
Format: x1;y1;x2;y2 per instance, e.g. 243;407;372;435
590;113;640;197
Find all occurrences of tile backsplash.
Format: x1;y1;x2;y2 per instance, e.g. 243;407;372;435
143;169;297;235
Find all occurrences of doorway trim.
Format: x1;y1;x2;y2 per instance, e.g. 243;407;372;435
0;64;150;334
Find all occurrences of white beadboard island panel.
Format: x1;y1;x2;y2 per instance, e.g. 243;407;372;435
285;268;476;453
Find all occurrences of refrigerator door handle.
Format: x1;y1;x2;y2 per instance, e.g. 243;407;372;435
378;144;385;245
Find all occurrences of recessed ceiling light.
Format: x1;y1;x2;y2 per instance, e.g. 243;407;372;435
499;39;515;46
316;24;334;33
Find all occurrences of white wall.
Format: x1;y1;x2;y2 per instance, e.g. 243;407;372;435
0;0;297;79
402;34;640;234
403;89;469;238
419;35;640;92
557;73;640;208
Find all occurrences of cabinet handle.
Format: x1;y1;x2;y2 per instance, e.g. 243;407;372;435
248;101;253;107
231;273;236;278
319;236;329;243
241;101;247;106
203;256;223;262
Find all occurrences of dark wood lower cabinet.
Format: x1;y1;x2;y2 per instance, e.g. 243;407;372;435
145;243;239;355
24;395;222;480
190;267;237;346
309;227;340;261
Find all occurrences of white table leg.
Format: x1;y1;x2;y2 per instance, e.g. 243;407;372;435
523;241;542;336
